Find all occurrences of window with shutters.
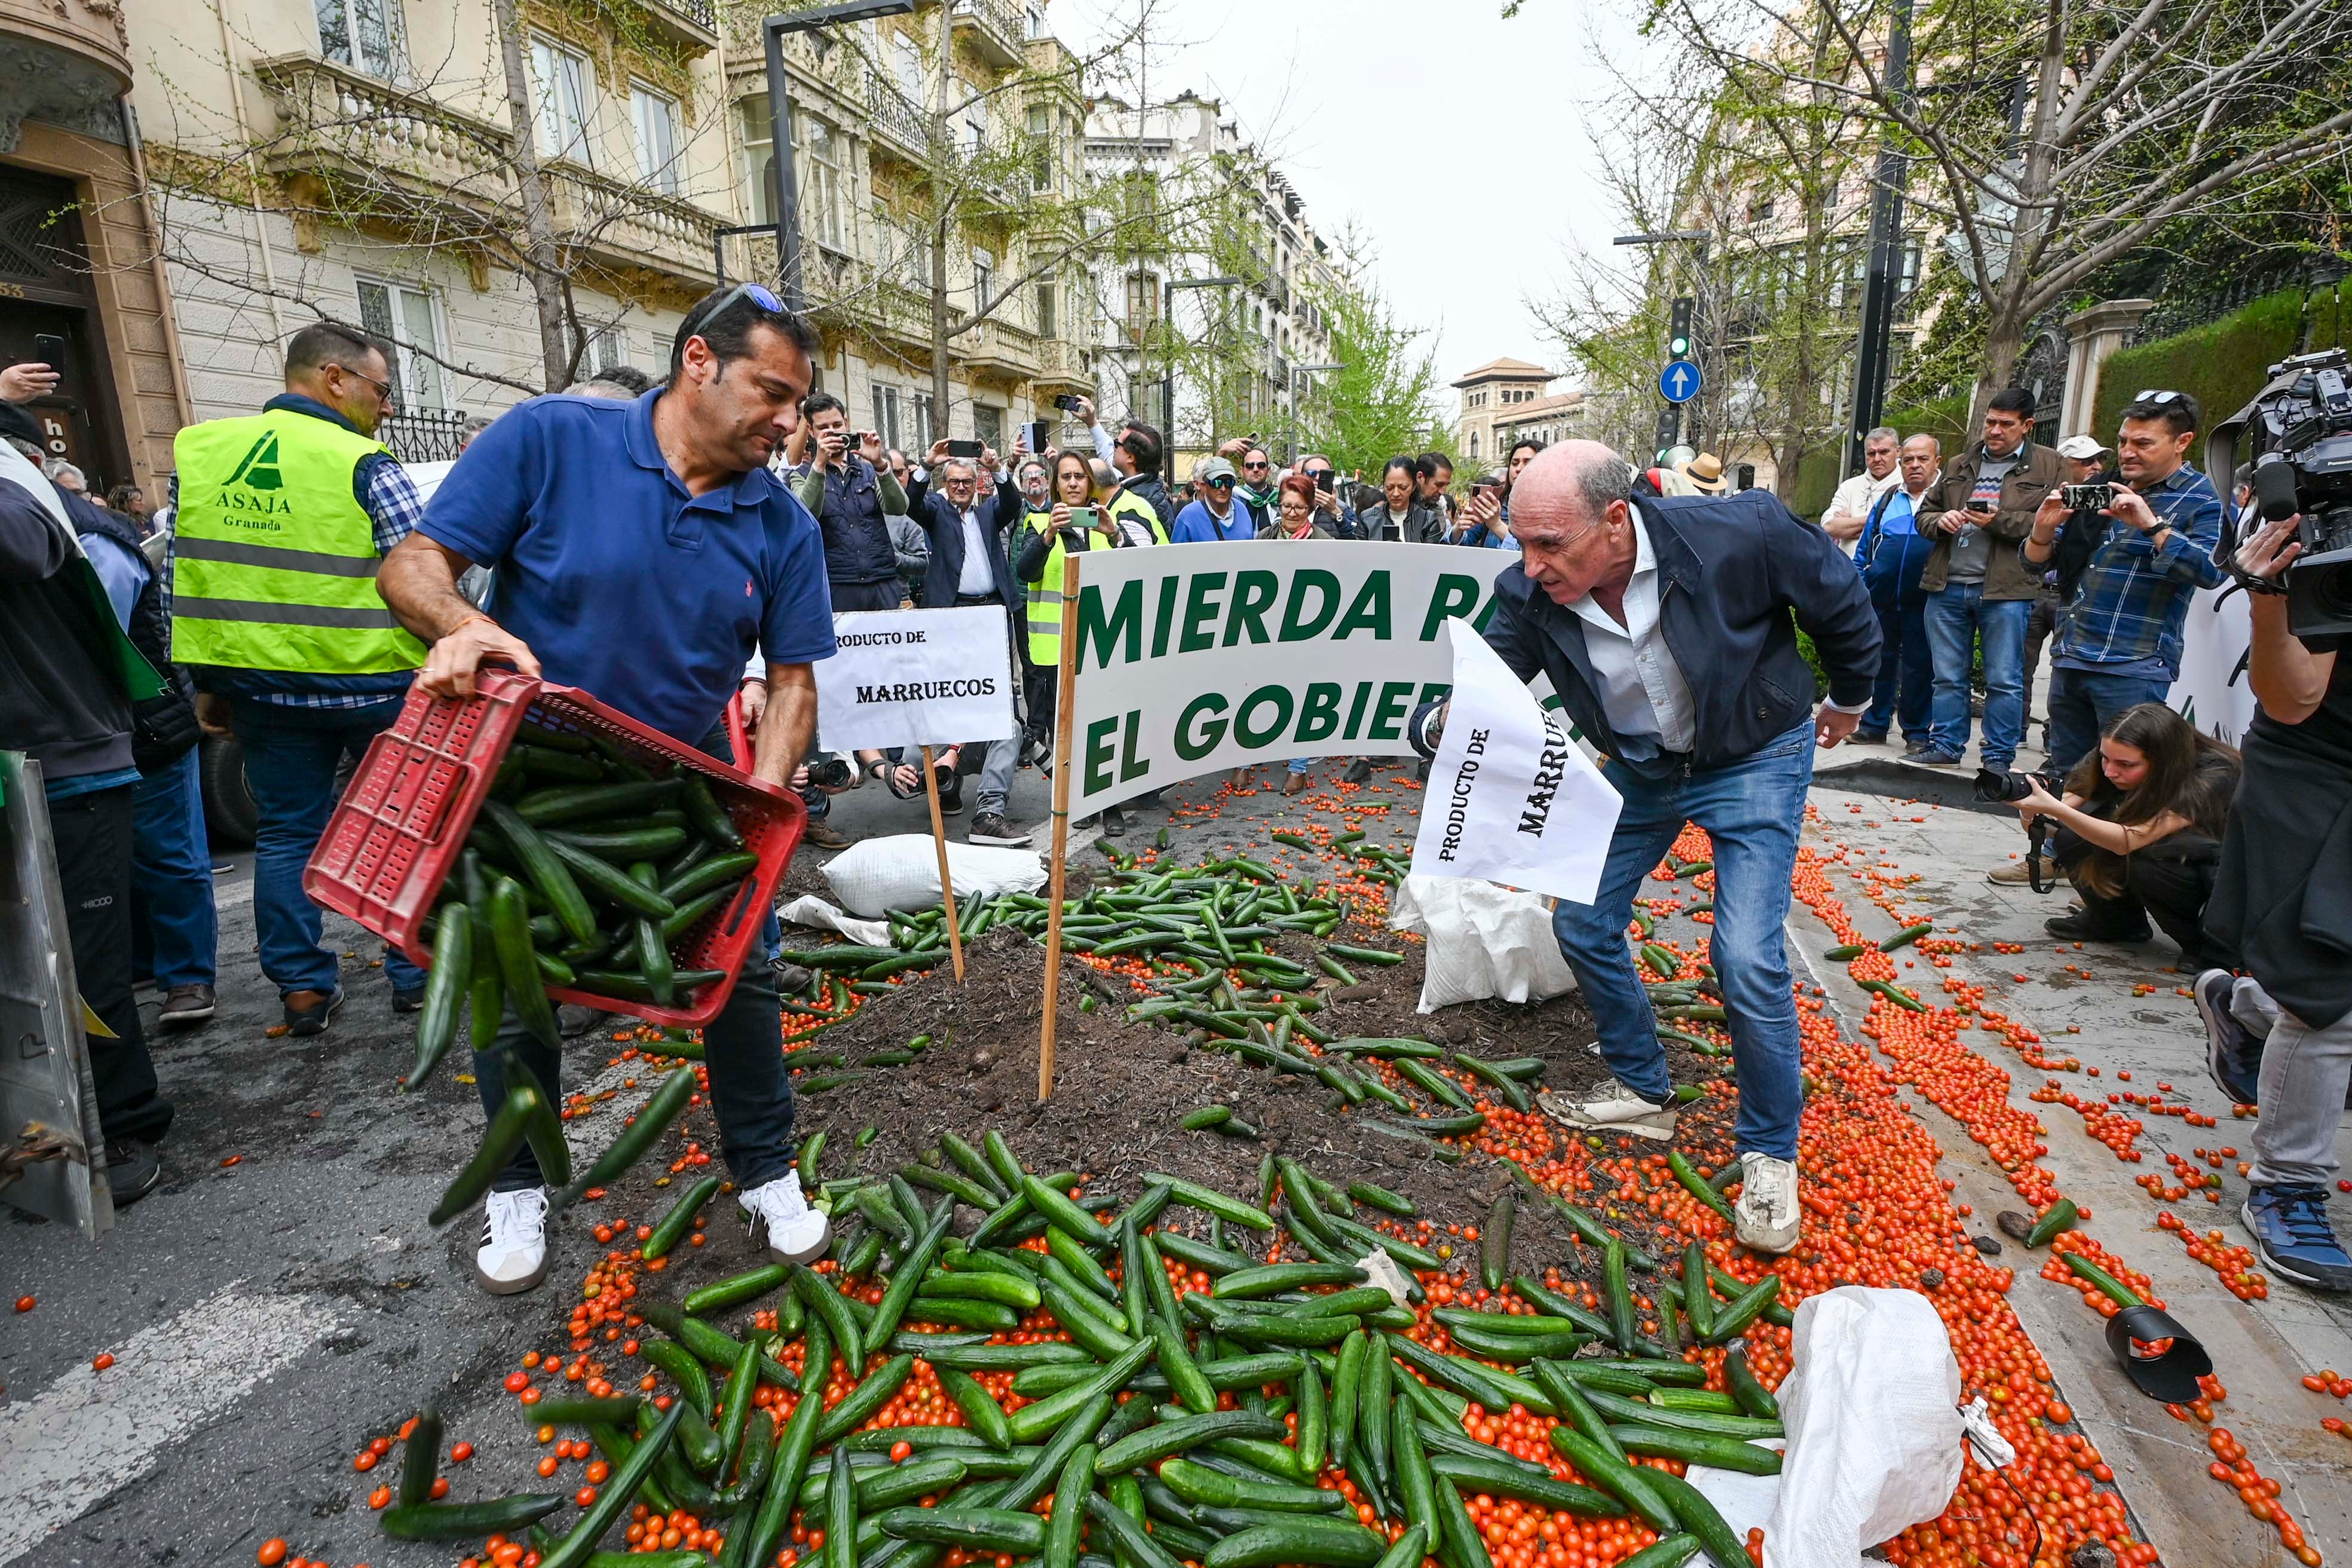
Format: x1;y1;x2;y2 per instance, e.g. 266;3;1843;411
1125;272;1157;341
871;384;903;452
801;114;847;252
973;403;1003;451
1034;278;1057;339
972;247;994;313
355;278;443;409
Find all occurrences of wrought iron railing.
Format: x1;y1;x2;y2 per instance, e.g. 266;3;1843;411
2127;255;2351;347
378;407;472;464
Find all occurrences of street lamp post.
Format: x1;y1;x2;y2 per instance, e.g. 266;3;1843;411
1158;274;1239;485
763;2;916;313
1287;362;1344;464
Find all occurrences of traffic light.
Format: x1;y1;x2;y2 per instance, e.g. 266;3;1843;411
1667;296;1694;360
1653;405;1682;460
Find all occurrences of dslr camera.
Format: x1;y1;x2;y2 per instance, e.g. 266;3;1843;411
1976;767;2066;892
2210;348;2352;638
804;751;857;791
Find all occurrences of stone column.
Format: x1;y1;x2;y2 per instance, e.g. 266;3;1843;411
2060;299;2156;439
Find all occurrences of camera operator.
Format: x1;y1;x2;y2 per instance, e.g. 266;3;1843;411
2195;512;2352;1292
2003;703;2235;960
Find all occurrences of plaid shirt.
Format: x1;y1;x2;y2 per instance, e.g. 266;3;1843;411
2046;463;2225;674
174;396;424;710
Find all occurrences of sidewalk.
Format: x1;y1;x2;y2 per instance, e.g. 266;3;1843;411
1800;770;2352;1563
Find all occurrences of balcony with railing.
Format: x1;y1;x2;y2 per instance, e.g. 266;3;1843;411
866;68;932;156
617;0;717;50
253;54;724;287
951;0;1025;66
1033;335;1093;391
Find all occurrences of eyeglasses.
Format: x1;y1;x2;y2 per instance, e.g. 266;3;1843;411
338;363;394;401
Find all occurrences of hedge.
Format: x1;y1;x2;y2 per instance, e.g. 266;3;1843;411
2089;286;2325;440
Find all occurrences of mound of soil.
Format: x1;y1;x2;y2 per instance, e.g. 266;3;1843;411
783;924;1725;1278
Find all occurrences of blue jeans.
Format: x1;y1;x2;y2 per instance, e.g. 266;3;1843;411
1861;586;1933;742
130;747;218;989
1549;719;1815;1160
2046;665;2172;776
229;699;425;998
1925;584;2029;768
1287;758;1312;776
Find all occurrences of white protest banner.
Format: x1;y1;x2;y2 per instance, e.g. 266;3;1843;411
2170;581;2256;747
1062;541;1520;816
815;607;1017;752
1410;623;1621;904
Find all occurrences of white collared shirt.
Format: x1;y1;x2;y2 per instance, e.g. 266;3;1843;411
1566;513;1696;752
1824;468;1900;555
957;504;994;595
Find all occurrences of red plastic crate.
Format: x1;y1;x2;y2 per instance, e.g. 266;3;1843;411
304;669;803;1026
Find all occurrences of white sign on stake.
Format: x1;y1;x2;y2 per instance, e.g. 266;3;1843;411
1410;622;1622;905
814;607;1018;754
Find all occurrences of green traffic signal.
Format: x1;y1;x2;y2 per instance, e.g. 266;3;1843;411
1668;334;1691;357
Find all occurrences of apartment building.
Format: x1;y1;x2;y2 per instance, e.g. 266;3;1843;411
1085;90;1343;475
0;0;192;496
716;0;1097;455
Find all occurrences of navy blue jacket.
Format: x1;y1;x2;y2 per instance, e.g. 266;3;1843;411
1479;489;1880;776
915;487;1019;614
801;455;898;586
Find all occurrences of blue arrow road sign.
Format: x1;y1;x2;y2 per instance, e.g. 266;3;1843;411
1659;359;1702;404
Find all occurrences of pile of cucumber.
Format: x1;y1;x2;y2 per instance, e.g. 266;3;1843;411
387;1132;1793;1568
406;725;763;1090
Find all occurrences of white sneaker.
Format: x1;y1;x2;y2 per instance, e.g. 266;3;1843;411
1536;1076;1678;1141
476;1187;551;1295
740;1170;831;1264
1734;1153;1800;1255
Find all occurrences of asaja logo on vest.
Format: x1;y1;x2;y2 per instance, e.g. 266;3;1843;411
213;431;292;525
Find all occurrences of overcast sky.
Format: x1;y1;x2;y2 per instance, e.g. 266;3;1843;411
1056;0;1644;394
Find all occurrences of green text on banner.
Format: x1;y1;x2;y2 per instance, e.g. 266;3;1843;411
1064;541;1519;816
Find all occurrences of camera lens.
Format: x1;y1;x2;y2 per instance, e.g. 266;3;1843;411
1973;767;2034;803
808;757;853;790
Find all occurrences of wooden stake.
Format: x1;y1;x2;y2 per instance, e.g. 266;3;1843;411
920;743;965;982
1038;553;1083;1102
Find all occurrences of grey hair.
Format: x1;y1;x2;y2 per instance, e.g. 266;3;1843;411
7;437;44;461
938;457;979;482
1089;458;1117;490
1572;451;1636;520
1865;425;1899;447
567;378;641;400
1016;457;1051;485
47;461;85;489
461;413;497;436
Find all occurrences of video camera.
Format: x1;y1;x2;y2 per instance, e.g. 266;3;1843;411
2210;348;2352;639
1976;767;2067;892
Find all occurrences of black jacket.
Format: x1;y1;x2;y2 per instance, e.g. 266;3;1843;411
915;487;1020;613
1473;489;1880;777
0;480;136;784
70;495;200;773
1117;472;1177;533
1359;500;1447;545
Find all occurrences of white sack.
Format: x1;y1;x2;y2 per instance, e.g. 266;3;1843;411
774;895;893;948
820;834;1047;917
1389;875;1578;1012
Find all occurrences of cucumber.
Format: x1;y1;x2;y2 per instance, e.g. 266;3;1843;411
1702;1273;1784;1346
1648;1388;1744;1414
546;835;676;920
1156;1231;1252;1277
480;800;598;944
1668;1152;1738;1227
1454;1052;1532;1112
1481;1191;1514;1293
1144;1173;1276;1232
939;1365;1015;1450
875;1508;1046;1553
554;1065;695;1208
1424;1453;1624;1515
406;908;471;1090
680;773;745;849
546;825;691;860
1644;1467;1753;1568
1546;1426;1676;1535
685;1263;787;1316
378;1494;567;1539
1579;1389;1782;1440
489;877;561;1051
642;1174;720;1260
536;1402;683;1568
1608;1423;1783;1477
920;1269;1042;1310
398;1401;443;1508
626;862;674;1006
1094;1409;1288;1474
1085;1491;1188;1568
2024;1198;2079;1248
813;1353;915;1446
1159;1457;1347;1514
1021;1172;1111;1248
1214;1262;1365;1300
1203;1517;1389;1568
1613;1539;1701;1568
1723;1348;1778;1420
514;779;682;828
1044;1443;1095;1568
1183;1105;1234;1131
429;1080;547;1227
1823;942;1865;960
1882;920;1934;950
662;850;762;906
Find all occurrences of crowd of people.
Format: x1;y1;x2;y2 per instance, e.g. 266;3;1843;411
5;281;2348;1296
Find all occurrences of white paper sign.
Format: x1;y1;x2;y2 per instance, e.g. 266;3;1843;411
814;607;1018;752
1410;622;1622;905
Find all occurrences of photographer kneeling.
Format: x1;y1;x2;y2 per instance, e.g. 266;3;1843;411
2002;703;2236;963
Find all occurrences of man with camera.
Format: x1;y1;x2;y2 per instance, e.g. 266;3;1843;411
1073;396;1176;543
2198;507;2352;1292
1907;388;2064;770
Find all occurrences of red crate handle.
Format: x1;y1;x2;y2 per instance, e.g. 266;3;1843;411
725;691;754;770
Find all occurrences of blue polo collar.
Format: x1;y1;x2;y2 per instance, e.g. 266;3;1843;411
622;387;773;507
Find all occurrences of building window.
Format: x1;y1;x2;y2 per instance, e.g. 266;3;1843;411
528;36;596;166
964;94;990;158
316;0;406;78
1034;278;1057;338
1125;272;1157;341
895;32;924;103
739;94;776;225
630;85;681;196
973;404;1003;450
910;390;935;449
1469;432;1480;459
356;278;443;409
589;326;627;374
1026;103;1053;192
872;384;903;451
801;114;847;252
973;247;994;313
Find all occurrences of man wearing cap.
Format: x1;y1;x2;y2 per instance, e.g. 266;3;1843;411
1170;457;1255;543
2019;434;2117;756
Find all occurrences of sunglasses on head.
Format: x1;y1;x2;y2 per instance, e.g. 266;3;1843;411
685;282;785;342
2134;389;2183;405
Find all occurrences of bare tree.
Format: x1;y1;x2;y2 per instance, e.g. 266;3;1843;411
1644;0;2352;419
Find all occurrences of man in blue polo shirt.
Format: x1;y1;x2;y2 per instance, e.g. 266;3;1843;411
380;284;837;1296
